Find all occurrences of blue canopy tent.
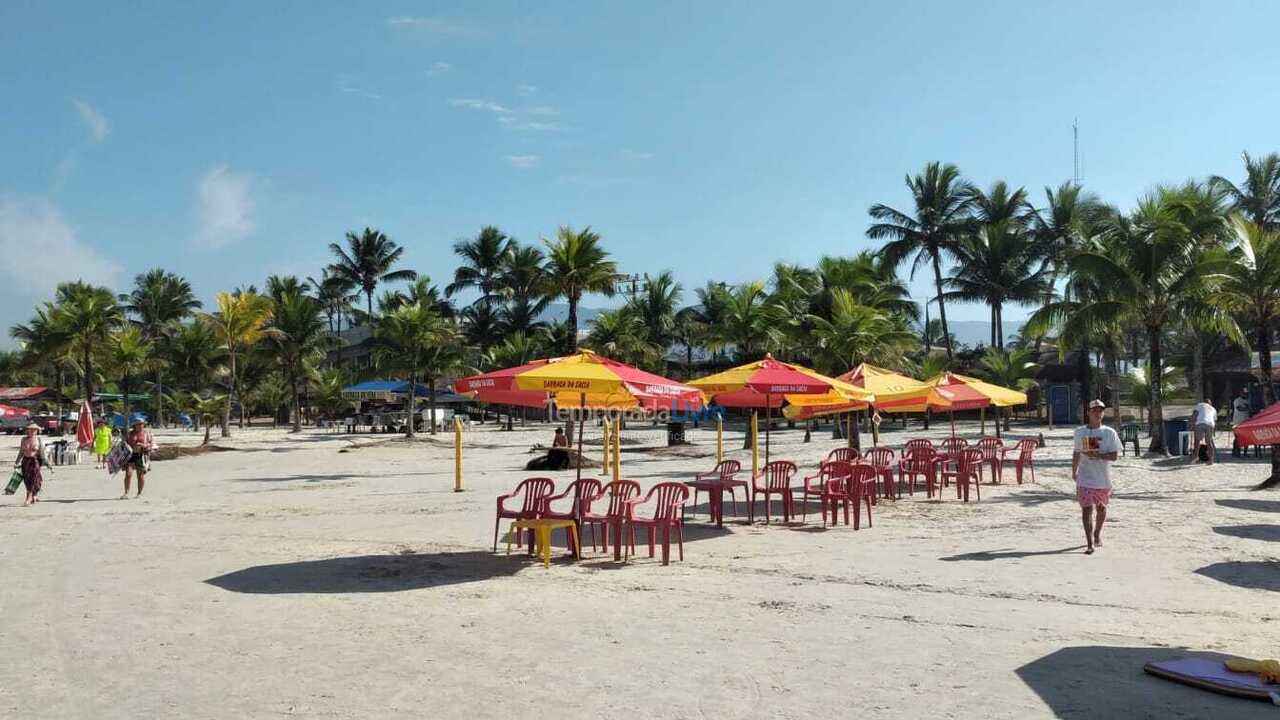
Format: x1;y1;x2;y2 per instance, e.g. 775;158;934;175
108;411;149;429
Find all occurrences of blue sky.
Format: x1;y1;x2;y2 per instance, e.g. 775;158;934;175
2;1;1279;345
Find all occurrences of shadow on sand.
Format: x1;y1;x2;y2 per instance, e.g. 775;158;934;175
1212;525;1280;542
939;546;1087;561
205;551;523;594
1194;561;1280;592
1017;646;1275;718
1216;498;1280;514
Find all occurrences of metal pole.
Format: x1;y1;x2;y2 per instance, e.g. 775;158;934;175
576;393;585;482
716;415;723;463
453;416;464;492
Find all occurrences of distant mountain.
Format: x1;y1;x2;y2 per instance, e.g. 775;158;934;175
941;320;1026;349
540;303;608;325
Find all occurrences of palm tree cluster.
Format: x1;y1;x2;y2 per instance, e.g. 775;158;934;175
4;151;1279;448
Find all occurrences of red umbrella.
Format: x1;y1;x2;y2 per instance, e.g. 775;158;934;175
1234;403;1280;446
76;399;95;449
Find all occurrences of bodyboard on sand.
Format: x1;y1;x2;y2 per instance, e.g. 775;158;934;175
1144;657;1280;704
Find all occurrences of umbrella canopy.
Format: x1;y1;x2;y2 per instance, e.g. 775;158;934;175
0;403;30;417
688;354;873;409
782;364;955;419
455;350;704;411
926;372;1028;410
1234;403;1280;446
75;399;94;448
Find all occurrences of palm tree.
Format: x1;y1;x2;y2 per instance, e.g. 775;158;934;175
307;269;354;334
809;289;916;373
585;310;656;367
543;226;618;352
1211;152;1280;230
447;226;511;305
121;269;201;426
625;271;683;356
11;306;74;415
267;292;332;431
460;303;504;353
105;326;154;419
1042;185;1239;452
720;281;776;359
201;291;276;435
265;275;310;305
1219;216;1280;405
975;347;1039;429
944;219;1049;348
327;228;418;322
161;318;225;394
373;303;465;436
186;392;228;445
869;162;976;358
311;368;349;421
50;281;124;402
500;243;551;333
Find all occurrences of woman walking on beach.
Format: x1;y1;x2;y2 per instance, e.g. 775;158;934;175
93;419;112;469
13;423;48;506
122;419;154;499
1072;399;1120;555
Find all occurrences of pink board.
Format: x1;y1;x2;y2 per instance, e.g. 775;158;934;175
1144;657;1280;703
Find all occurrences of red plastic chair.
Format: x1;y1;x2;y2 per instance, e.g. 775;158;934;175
936;437;969;482
897;446;938;497
624;482;690;565
751;460;799;524
581;479;641;553
797;460;849;522
494;477;556;551
942;448;984;502
823;463;876;529
1001;438;1038;484
825;447;860;464
976;437;1004;483
863;447;896;500
689;459;745;519
904;438;934;454
539;477;603;555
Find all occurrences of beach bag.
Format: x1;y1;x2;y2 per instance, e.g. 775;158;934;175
1197;442;1210;463
3;469;21;495
106;440;130;475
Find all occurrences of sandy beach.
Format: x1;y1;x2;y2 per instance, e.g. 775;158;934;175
2;418;1278;719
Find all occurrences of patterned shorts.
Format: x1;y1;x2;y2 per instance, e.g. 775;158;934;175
1077;486;1111;507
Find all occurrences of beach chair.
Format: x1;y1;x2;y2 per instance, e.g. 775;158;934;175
750;460;799;524
976;437;1004;483
797;460;849;522
904;438;934;454
493;477;556;552
1002;438;1038;484
689;459;745;519
865;443;896;499
942;448;984;502
897;446;938;497
623;482;690;565
582;479;641;553
1119;423;1141;456
539;478;603;556
822;463;877;529
824;447;860;464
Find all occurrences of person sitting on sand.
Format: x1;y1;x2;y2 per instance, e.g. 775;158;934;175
548;427;570;470
122;419;154;499
1072;399;1120;555
1188;398;1217;464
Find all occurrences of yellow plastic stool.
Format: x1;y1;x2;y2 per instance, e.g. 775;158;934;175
505;518;581;568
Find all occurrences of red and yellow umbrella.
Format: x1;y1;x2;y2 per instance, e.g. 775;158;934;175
455;350;705;479
782;364;956;420
688;354;873;461
926;372;1027;409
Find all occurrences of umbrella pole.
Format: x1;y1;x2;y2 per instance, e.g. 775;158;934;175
765;392;771;464
576;393;585;482
980;407;986;436
950;411;956;437
996;408;1002;439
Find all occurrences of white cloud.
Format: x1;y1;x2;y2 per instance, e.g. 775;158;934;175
497;116;561;131
71;99;109;142
426;61;452;76
516;84;537;95
195;165;255;249
336;74;382;100
0;197;121;298
504;155;540;169
449;98;510;114
387;16;463;33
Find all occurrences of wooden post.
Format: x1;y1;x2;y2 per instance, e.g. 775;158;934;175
453;416;464;492
751;411;759;478
602;418;611;468
612;417;621;482
716;415;723;463
980;406;986;436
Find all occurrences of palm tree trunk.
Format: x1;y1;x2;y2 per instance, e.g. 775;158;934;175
366;291;374;326
291;370;301;433
1148;328;1166;454
990;306;997;348
154;368;163;428
428;379;438;436
1078;344;1091;419
222;351;234;438
83;344;93;404
930;253;953;359
567;293;579;353
996;305;1004;348
405;369;416;438
1192;331;1205;401
1260;320;1274;406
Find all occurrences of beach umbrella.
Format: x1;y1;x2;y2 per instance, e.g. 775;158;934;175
75;399;94;449
0;403;29;417
688;354;873;462
926;372;1028;436
455;350;705;480
782;364;957;420
1233;403;1280;446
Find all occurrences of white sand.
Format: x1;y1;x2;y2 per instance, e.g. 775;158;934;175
2;417;1278;719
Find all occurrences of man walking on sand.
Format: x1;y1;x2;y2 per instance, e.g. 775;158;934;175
1072;399;1120;555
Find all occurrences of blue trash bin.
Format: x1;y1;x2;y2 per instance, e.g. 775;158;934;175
1163;418;1189;455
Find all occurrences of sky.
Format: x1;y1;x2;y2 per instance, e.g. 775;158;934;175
3;1;1280;347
